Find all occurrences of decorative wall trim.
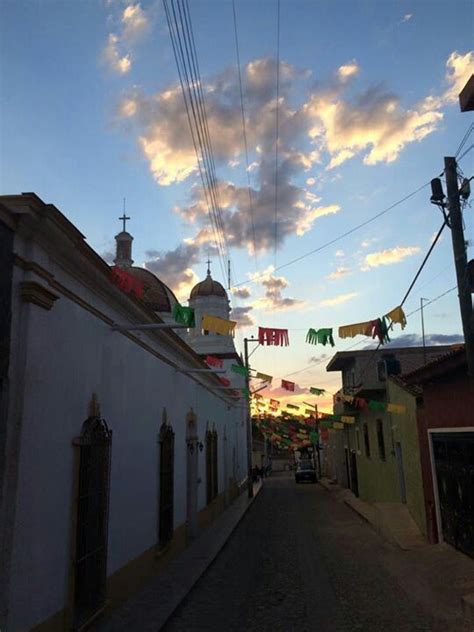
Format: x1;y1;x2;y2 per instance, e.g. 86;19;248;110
20;281;60;310
13;255;234;405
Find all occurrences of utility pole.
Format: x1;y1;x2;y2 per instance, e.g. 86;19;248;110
444;156;474;377
244;337;254;499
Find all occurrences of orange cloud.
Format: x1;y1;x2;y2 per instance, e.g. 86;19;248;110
320;292;358;307
364;246;420;268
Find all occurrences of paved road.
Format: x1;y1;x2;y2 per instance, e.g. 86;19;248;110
163;473;450;632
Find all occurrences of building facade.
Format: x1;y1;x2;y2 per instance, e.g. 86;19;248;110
0;193;248;631
404;348;474;556
327;346;452;538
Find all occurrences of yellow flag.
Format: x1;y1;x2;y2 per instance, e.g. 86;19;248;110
341;416;355;424
387;403;406;414
256;372;273;383
201;314;237;336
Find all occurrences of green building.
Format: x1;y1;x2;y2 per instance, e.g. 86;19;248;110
326;346;451;538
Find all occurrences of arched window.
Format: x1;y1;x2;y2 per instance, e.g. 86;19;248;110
72;408;112;629
363;423;371;458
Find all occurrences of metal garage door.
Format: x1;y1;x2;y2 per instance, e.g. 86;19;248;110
432;432;474;558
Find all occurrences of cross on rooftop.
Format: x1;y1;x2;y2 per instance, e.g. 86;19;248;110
119;213;130;232
206;257;212;275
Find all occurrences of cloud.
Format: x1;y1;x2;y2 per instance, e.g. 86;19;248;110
103;33;131;74
327;266;351;280
103;3;151;74
232;286;252;299
402;13;413;23
337;60;360;82
386;333;463;347
115;50;469;263
143;242;201;300
250;266;305;312
320;292;358;307
335;249;345;258
443;51;474;103
232;306;255;328
364;245;420;268
122;3;149;40
118;58;339;252
101;249;116;264
308;83;443;169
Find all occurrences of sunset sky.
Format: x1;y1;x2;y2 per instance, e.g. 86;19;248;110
2;0;473;412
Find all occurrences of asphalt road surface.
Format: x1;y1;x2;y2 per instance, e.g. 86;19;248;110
163;472;458;632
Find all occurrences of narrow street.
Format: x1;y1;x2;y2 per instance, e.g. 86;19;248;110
164;473;466;632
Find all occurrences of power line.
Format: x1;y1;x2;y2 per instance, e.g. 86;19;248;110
405;285;457;317
273;0;281;266
232;178;433;287
164;0;230;284
400;220;447;307
455;122;474;158
231;0;258;269
457;143;474;163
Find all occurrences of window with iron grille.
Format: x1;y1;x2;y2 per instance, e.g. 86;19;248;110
376;419;386;461
363;423;371;458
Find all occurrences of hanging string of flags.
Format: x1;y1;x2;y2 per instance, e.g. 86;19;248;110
258;327;290;346
111;266;144;299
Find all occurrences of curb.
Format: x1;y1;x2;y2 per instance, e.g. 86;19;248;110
157;481;263;630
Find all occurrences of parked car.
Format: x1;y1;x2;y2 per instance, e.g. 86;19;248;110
295;460;317;484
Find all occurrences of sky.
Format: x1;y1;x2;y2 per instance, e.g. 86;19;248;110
1;0;473;412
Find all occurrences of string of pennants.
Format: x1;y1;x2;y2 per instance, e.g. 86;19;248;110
110;269;407;349
252;391;406;416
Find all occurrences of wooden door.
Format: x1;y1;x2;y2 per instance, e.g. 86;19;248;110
73;416;112;630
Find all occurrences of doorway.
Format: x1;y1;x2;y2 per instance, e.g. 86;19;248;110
159;412;175;549
432;432;474;558
186;409;199;541
349;451;359;497
395;442;407;503
72;415;112;630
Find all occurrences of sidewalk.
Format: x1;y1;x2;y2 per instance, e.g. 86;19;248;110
319;477;474;625
94;480;263;632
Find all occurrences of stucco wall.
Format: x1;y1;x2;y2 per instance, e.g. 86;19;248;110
348;410;401;504
6;233;247;631
387;381;427;537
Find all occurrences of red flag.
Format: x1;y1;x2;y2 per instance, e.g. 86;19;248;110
219;377;231;387
206;355;223;368
281;379;295;391
111;267;144;299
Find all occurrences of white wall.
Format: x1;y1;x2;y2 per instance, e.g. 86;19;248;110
6;230;246;631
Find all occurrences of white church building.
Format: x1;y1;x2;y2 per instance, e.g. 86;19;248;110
0;193;249;632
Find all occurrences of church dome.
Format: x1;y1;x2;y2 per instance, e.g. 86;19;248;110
127;267;178;313
190;271;227;299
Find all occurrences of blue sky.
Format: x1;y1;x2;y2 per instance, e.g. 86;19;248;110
1;0;473;410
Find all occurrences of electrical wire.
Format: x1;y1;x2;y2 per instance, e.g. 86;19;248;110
232;0;258;269
232;178;433;287
405;286;457;317
164;0;231;284
455;122;474;158
273;0;281;266
457;143;474;164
